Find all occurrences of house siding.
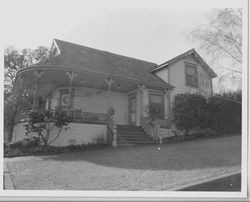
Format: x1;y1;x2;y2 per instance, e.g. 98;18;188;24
156;56;213;118
49;87;128;125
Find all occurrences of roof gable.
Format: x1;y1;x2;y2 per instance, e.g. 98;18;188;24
151;49;217;78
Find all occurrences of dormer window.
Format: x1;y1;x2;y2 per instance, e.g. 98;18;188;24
185;64;198;87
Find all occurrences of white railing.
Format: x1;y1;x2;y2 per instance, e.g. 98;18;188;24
106;114;117;146
141;117;159;143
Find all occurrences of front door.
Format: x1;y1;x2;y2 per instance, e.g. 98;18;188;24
129;97;136;125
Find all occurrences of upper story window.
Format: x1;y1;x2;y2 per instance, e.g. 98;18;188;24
185;64;198;87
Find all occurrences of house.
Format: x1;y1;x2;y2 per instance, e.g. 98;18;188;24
12;39;216;147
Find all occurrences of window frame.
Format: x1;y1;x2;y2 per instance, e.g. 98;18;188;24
185;63;198;88
58;88;75;110
149;93;164;120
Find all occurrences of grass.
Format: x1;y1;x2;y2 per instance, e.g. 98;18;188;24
4;135;241;190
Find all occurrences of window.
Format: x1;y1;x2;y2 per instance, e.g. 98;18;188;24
150;94;164;119
59;89;75;109
186;64;198;87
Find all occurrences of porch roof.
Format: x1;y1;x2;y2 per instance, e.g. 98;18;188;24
26;39;173;89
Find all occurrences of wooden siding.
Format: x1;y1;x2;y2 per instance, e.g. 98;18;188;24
49;87;128;125
156;56;213;119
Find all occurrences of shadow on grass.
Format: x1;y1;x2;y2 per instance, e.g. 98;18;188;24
40;135;241;171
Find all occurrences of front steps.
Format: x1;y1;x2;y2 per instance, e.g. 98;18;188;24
116;125;154;146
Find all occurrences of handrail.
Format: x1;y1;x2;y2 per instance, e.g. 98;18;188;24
141;117;159;142
106;114;114;145
106;114;117;147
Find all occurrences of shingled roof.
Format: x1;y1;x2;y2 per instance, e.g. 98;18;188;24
34;39;172;89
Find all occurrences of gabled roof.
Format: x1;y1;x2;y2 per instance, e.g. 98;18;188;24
151;49;217;78
34;39;173;89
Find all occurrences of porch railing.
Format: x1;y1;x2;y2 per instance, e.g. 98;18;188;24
141;117;158;142
15;109;117;146
15;109;109;125
106;114;117;146
141;117;170;143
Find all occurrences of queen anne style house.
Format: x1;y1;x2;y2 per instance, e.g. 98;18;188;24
12;39;217;146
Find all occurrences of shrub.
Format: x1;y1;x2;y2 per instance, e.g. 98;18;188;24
24;109;69;146
8;140;24;150
207;91;241;134
173;93;209;135
172;91;241;136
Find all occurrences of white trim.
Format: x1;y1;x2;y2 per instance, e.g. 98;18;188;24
151;49;217;78
50;39;61;56
17;65;173;90
151;63;168;72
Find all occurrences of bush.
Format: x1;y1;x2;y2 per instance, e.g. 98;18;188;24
207;91;241;134
172;91;241;136
8;140;24;150
173;93;209;135
24;109;69;146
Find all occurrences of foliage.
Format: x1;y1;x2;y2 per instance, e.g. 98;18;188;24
172;93;208;134
4;141;108;156
92;135;106;145
173;92;241;135
24;109;69;146
4;46;49;142
4;46;49;92
5;137;41;154
4;93;18;142
186;8;242;90
207;91;241;134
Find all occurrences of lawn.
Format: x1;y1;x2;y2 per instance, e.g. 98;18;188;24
4;135;241;190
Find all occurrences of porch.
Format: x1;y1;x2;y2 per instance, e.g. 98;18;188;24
13;65;173;146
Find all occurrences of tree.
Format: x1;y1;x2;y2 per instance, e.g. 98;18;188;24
24;109;69;146
186;9;242;90
4;46;49;92
4;46;49;142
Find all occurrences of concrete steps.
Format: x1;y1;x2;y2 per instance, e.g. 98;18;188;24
116;125;154;146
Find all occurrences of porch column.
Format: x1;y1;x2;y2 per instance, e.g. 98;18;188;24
105;78;117;147
141;85;149;118
164;89;171;121
66;71;77;109
33;70;44;110
105;78;114;109
136;84;143;126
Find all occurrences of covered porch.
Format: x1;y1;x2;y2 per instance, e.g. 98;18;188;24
13;65;173;146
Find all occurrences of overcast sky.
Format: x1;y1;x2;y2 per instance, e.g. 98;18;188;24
1;0;244;65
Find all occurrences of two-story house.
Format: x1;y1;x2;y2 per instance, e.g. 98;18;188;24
12;39;216;147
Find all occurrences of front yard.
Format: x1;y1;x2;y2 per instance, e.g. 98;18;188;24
4;135;241;190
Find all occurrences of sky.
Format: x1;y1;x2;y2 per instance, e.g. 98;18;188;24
0;0;245;90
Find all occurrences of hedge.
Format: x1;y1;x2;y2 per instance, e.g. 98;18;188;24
207;92;241;134
173;91;241;135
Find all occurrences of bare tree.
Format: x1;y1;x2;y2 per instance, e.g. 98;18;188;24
186;8;242;90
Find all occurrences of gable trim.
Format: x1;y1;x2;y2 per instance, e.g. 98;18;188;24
151;49;217;78
50;39;61;56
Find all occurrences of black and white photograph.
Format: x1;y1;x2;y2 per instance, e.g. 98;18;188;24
0;0;248;200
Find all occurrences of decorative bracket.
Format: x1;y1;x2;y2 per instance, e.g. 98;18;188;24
164;89;171;98
34;70;44;79
66;71;77;83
